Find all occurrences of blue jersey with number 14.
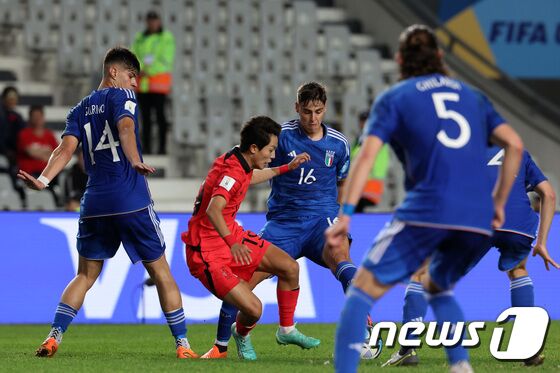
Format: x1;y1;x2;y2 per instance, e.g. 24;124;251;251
266;120;350;219
366;73;505;234
62;87;151;218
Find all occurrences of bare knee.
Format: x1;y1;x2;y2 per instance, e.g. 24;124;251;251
507;263;528;281
242;296;262;321
284;260;299;282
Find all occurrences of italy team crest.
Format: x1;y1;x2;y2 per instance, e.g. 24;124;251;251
325;150;335;167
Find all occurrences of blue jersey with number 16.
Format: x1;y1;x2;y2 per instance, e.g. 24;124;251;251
365;73;505;234
62;87;151;218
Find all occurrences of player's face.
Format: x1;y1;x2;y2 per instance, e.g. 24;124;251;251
251;135;278;170
296;100;326;136
112;65;138;90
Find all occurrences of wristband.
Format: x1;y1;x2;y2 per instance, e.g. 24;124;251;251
37;175;50;188
278;164;290;175
223;234;237;248
341;203;355;217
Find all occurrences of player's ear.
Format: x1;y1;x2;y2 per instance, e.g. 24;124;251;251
295;102;300;114
109;65;118;80
249;144;258;154
395;52;403;65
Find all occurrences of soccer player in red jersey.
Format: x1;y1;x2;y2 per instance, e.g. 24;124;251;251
182;116;319;360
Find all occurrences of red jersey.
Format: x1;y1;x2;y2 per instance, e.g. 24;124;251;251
182;147;253;251
17;127;58;174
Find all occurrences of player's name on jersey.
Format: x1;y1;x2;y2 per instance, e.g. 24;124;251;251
415;76;462;92
85;104;105;116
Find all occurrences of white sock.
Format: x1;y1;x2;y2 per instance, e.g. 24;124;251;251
215;339;229;347
278;325;295;334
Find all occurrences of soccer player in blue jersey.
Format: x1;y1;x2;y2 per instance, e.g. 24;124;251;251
18;47;198;359
201;82;378;359
383;146;559;367
326;25;524;373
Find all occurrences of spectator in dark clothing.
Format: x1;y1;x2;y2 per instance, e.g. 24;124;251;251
64;149;87;212
1;86;25;167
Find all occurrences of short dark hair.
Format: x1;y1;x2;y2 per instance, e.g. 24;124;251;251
398;24;447;79
239;116;281;152
296;81;327;106
103;47;140;76
2;85;18;99
29;104;44;117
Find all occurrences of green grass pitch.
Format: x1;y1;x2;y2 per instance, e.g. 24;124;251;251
1;322;559;372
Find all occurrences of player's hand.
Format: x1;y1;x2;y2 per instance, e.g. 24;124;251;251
492;205;505;229
532;243;560;271
16;170;46;190
231;243;253;265
325;214;350;249
288;152;311;171
133;162;156;176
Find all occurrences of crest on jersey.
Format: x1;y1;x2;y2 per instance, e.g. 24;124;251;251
325;150;335;167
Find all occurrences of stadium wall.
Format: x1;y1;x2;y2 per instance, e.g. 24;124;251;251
2;211;559;324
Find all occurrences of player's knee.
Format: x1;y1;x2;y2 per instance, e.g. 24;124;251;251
507;265;528;280
283;259;299;282
245;297;262;321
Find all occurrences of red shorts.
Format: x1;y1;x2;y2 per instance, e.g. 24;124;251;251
185;228;270;298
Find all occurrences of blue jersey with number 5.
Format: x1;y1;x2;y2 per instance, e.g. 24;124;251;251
487;147;547;238
62;88;151;218
365;74;505;234
266;120;350;220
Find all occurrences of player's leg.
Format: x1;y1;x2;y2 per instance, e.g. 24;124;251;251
202;271;271;359
153;93;168;154
335;221;437;372
257;243;321;349
36;216;120;357
119;206;197;358
383;262;429;367
36;256;104;357
138;93;153;154
320;217;357;293
424;230;491;372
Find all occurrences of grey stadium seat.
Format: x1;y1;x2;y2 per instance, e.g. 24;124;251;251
25;0;55;51
291;1;317;86
324;24;351;77
225;0;252;97
172;88;204;146
0;174;21;210
194;0;219;95
259;0;286;98
26;189;56;211
206;95;233;164
93;0;126;64
127;0;154;45
356;49;385;102
59;0;89;75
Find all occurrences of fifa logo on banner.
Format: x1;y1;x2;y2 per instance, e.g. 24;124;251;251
369;307;549;360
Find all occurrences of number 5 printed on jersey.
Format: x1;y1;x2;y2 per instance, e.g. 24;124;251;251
432;92;471;149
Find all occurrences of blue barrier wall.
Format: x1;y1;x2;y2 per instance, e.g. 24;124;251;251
1;212;558;324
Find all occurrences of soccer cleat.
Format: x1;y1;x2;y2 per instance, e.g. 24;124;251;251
524;354;544;366
449;360;474;373
35;328;62;358
362;316;382;360
201;345;228;359
381;348;419;367
176;338;199;359
275;326;321;349
231;323;257;360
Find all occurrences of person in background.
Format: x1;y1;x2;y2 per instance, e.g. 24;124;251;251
64;148;87;212
132;10;175;155
351;111;390;212
17;105;58;177
0;86;25;171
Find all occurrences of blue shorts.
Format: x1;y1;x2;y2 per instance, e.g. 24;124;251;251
362;220;491;290
260;215;345;267
77;205;166;264
492;230;534;272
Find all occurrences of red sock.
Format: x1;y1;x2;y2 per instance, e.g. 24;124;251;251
235;314;256;336
277;287;300;327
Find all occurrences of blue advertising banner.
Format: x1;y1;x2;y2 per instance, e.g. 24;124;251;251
1;212;559;324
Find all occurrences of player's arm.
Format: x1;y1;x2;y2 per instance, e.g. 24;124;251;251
326;135;384;247
17;135;78;190
117;116;155;175
206;195;253;265
250;152;311;185
489;124;524;228
532;180;560;270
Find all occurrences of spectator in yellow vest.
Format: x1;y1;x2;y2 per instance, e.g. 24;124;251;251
132;10;175;154
351;111;390;212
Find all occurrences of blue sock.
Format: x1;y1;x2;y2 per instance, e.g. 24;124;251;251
403;281;428;340
52;302;78;333
428;292;468;364
335;286;375;373
510;276;534;307
164;308;187;340
216;302;238;345
335;261;358;293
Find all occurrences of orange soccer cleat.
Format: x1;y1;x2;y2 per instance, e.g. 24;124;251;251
176;338;199;359
200;345;228;359
35;328;62;358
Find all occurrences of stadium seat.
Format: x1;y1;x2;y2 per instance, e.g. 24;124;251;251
172;88;204;146
59;0;89;75
93;0;126;64
273;94;296;125
0;0;22;26
324;24;352;77
291;1;318;86
225;0;252;97
25;0;55;51
258;0;286;97
342;91;369;138
194;0;219;93
206;95;233;164
127;0;153;45
356;49;385;102
0;173;21;210
162;0;187;46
